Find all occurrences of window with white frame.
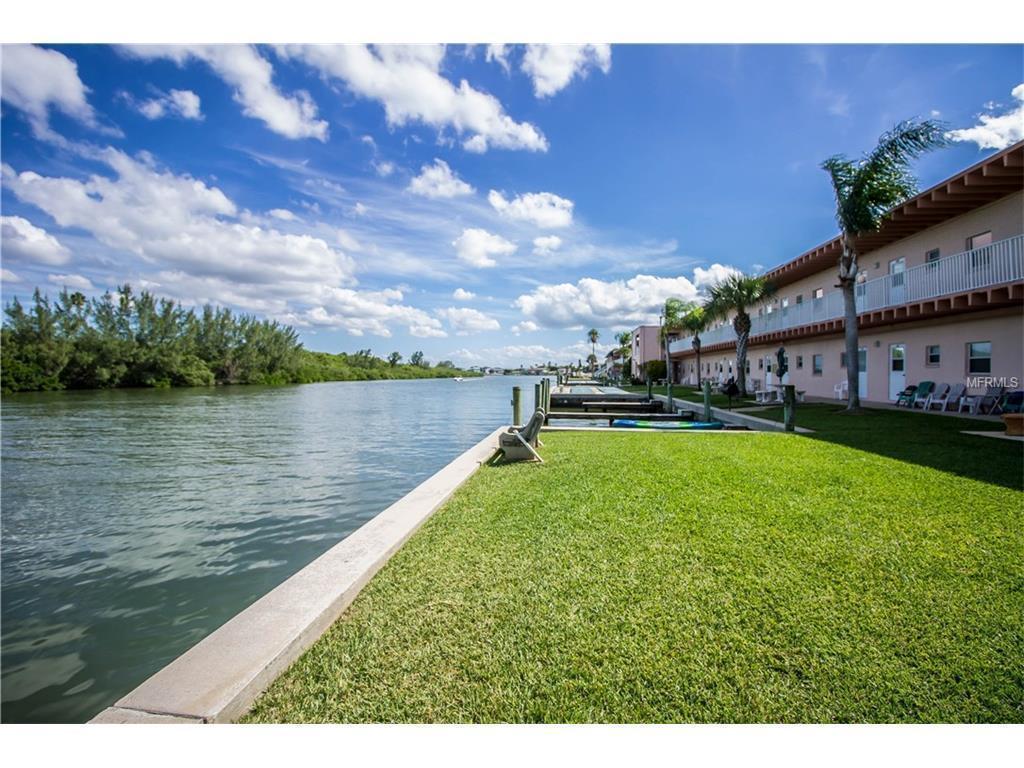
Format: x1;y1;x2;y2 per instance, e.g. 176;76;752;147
812;354;823;376
926;345;940;366
812;288;824;300
967;342;991;374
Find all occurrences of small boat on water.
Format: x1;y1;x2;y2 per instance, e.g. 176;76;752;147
454;376;464;382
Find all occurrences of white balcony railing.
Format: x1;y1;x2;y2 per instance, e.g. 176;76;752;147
669;234;1024;354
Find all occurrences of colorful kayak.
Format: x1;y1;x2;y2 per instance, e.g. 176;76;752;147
611;419;725;430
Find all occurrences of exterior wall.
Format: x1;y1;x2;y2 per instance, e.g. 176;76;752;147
741;308;1023;402
630;325;663;378
763;192;1023;314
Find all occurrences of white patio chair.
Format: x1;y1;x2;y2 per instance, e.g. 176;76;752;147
928;383;964;411
833;380;847;400
921;383;949;410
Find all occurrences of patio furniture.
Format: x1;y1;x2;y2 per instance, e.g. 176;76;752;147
498;408;546;463
920;383;949;410
928;383;965;411
991;389;1020;415
958;386;1004;416
895;385;918;408
833;380;848;400
911;381;935;409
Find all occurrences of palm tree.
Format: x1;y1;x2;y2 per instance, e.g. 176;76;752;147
615;330;631;383
586;328;599;371
705;274;776;395
586;352;598;372
661;298;696;392
387;351;402;367
681;305;708;388
821;118;946;409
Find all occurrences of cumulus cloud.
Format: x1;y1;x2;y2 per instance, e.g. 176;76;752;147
485;44;511;73
285;286;447;338
533;235;563;255
119;45;327;140
452;287;476;300
48;273;93;291
947;83;1024;150
511;320;538;334
521;44;612;97
2;268;23;283
1;215;72;265
488;190;574;229
276;45;547;152
451;340;613;368
692;262;743;289
437;306;500;335
452;228;516;268
407;158;474;199
268;208;298;221
515;274;703;329
134;88;203;121
373;160;395;177
0;44;112;141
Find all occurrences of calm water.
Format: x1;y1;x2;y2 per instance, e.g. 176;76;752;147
1;376;539;723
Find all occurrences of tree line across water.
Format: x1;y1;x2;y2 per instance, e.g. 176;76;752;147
1;286;477;394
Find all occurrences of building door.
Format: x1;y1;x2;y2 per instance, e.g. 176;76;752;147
888;344;906;401
889;257;906;305
764;355;774;388
858;347;868;400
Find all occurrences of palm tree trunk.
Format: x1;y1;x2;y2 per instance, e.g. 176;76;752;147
694;337;701;389
838;236;861;410
736;331;748;395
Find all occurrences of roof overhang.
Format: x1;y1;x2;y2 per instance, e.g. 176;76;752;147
764;141;1024;288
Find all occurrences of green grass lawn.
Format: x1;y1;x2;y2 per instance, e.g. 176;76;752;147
620;384;758;408
245;410;1023;723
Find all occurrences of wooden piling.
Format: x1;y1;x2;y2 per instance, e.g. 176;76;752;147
511;386;522;426
702;380;713;422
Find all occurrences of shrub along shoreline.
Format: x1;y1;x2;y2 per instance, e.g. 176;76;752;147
1;286;478;394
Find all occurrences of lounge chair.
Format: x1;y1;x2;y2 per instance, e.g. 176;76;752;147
895;385;918;407
928;383;965;411
833;380;848;400
911;381;934;409
994;390;1023;415
920;383;949;410
498;408;546;463
959;385;1005;415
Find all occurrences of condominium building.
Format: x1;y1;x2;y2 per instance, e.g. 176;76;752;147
629;324;665;379
669;142;1024;403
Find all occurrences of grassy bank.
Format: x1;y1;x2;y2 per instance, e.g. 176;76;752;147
620;383;758;408
245;412;1023;723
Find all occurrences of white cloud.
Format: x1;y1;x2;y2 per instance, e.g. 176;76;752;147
407;158;474;199
511;320;538;334
521;44;611;98
515;274;703;329
1;215;72;265
276;45;547;152
437;306;500;335
533;235;563;255
373;160;395;177
485;45;511;73
1;268;22;283
947;83;1024;150
285;286;447;338
692;263;743;289
336;229;361;251
452;228;516;268
0;44;110;141
353;202;368;216
452;287;476;301
136;88;203;121
488;190;574;229
268;208;298;221
48;273;93;291
119;45;327;141
451;340;614;368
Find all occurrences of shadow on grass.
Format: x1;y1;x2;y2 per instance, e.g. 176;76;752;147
757;403;1023;491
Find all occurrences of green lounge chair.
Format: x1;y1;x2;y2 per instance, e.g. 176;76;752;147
895;385;917;407
499;408;546;463
911;381;934;408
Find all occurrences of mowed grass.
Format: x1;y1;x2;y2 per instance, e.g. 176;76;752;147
245;428;1024;723
620;384;758;408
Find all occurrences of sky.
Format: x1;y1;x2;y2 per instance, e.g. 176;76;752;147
1;44;1022;368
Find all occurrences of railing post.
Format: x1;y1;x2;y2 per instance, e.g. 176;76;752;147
511;386;521;426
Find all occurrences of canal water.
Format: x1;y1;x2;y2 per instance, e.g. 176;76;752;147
1;375;541;723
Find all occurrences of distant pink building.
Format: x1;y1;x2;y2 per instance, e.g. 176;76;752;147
629;324;664;381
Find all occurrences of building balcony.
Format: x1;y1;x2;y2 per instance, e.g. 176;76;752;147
669;234;1024;354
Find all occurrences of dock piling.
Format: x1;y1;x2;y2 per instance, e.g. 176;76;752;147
512;386;522;426
702;380;713;422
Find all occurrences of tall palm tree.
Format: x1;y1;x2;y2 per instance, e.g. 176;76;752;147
681;305;708;387
705;274;776;395
587;328;599;371
615;330;632;383
821;118;946;409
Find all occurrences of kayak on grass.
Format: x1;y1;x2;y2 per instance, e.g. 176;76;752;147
611;419;725;430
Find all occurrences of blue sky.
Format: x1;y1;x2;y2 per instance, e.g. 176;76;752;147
1;44;1021;367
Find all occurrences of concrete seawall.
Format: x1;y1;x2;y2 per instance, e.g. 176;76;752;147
91;426;505;724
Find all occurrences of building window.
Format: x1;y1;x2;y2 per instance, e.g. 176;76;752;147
796;355;803;369
926;248;940;267
782;298;789;308
812;288;824;300
967;231;992;250
812;354;823;376
967;342;991;374
795;294;803;305
758;358;763;370
926;345;941;366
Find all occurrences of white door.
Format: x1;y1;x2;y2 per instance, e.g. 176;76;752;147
888;344;906;401
889;258;905;305
764;356;774;388
858;347;868;399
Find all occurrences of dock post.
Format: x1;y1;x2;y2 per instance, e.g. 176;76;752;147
702;380;713;422
545;378;552;413
512;386;522;426
535;382;543;413
646;375;652;400
783;384;796;432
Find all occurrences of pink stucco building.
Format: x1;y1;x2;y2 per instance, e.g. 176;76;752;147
629;324;664;380
669;142;1024;403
